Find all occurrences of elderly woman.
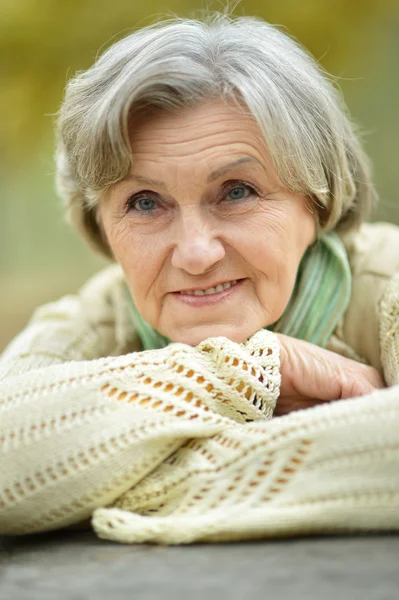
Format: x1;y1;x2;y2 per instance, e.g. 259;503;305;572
1;14;399;544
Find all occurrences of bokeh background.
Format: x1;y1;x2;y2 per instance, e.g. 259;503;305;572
1;0;399;351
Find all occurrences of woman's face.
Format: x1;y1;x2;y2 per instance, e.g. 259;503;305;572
100;99;316;346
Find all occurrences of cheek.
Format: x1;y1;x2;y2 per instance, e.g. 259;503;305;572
235;206;298;272
105;225;162;298
237;203;314;301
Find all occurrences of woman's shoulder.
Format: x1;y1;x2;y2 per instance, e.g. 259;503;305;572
32;263;129;333
337;222;399;373
0;264;141;379
59;262;142;355
342;221;399;279
77;262;127;312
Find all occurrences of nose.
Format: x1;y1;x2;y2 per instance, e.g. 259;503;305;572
171;212;225;275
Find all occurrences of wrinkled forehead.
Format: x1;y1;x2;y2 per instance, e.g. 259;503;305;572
125;98;278;184
127;95;261;143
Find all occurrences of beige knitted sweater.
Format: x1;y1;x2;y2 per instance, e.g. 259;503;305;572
1;222;399;544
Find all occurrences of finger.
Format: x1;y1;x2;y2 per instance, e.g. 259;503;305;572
274;396;325;416
339;374;384;399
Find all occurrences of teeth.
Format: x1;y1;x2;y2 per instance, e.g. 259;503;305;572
181;280;237;296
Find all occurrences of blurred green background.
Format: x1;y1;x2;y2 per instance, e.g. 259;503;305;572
1;0;399;351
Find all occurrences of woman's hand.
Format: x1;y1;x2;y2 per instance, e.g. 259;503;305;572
275;333;385;416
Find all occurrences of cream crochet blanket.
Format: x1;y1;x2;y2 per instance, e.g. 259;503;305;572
1;273;399;544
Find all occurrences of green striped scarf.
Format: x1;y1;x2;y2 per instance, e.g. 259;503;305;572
125;232;351;350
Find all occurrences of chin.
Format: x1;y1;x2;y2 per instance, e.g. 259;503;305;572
169;324;256;347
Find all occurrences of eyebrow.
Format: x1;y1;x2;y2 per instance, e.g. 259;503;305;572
123;174;168;189
124;157;263;189
206;157;263;182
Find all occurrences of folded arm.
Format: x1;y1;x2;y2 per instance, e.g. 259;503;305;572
0;294;280;535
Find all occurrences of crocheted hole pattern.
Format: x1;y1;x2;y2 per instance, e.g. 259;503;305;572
0;329;280;533
98;330;280;425
112;423;312;519
93;390;399;544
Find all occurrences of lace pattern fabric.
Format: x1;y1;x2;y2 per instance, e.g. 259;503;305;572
93;386;399;543
0;330;279;534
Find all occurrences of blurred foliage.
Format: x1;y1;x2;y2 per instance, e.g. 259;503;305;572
0;0;398;349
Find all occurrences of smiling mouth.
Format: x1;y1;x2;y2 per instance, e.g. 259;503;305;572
179;280;239;296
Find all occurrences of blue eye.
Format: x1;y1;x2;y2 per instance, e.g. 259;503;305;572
227;185;251;201
137;197;155;211
128;196;156;212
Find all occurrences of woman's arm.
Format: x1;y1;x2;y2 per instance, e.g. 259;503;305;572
0;266;138;382
0;267;140;532
0;317;280;535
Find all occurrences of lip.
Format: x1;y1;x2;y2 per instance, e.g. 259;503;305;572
172;279;245;307
174;279;241;293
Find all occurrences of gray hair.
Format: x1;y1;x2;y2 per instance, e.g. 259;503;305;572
56;13;377;259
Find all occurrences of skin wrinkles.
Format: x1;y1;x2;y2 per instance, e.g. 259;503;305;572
124;157;263;189
100;99;317;346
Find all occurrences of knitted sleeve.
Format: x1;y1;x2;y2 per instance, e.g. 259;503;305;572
379;272;399;386
93;385;399;544
0;328;280;534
